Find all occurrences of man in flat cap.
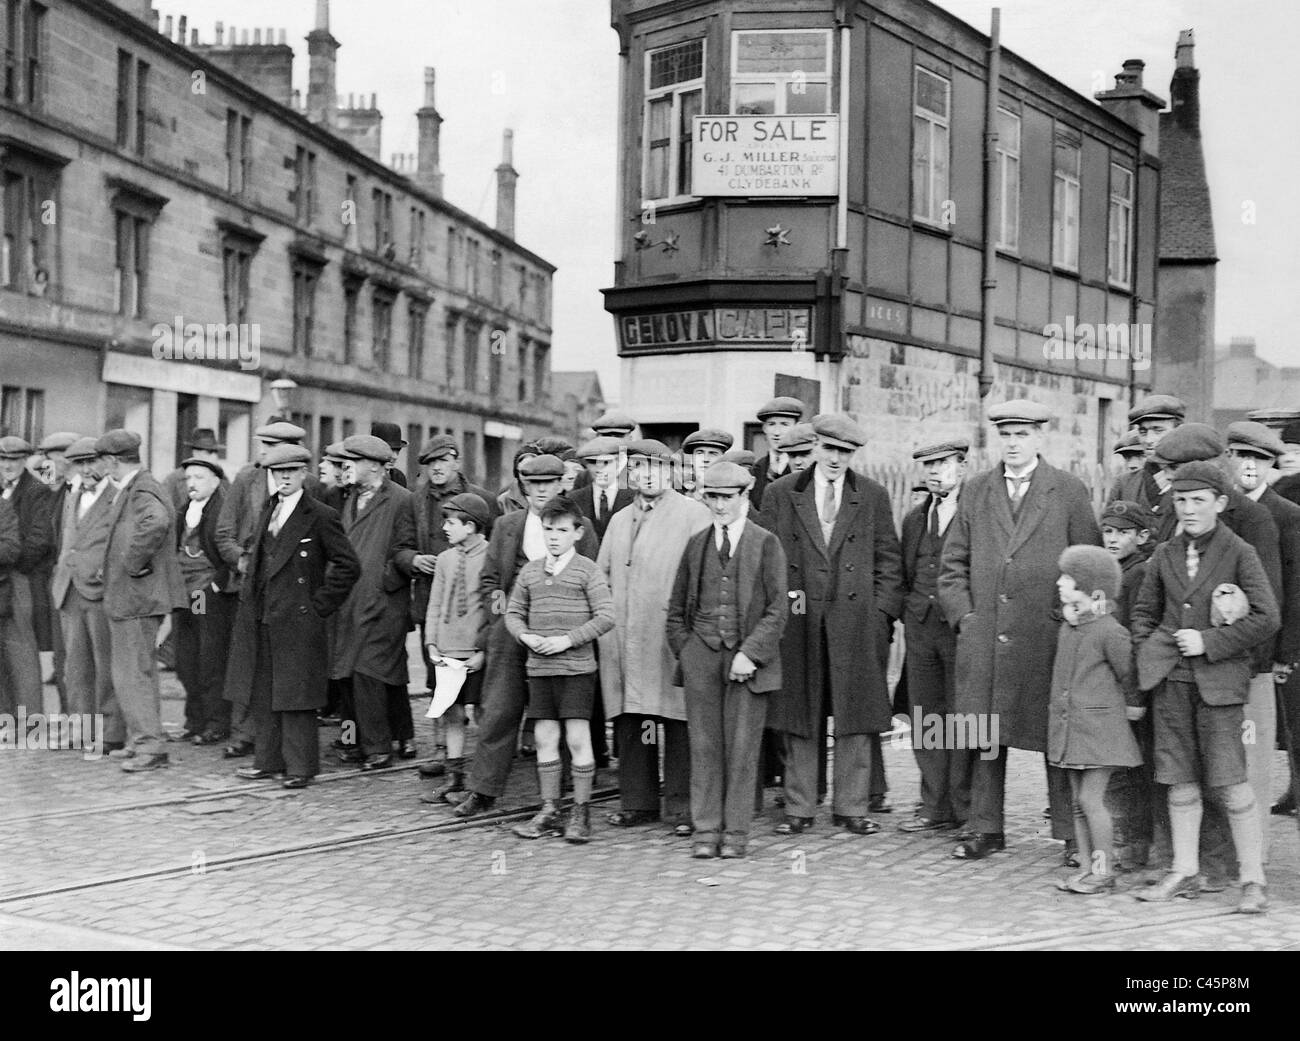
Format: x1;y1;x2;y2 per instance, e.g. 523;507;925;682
597;440;712;832
761;413;904;836
317;441;351;513
1109;394;1186;511
329;434;419;770
216;420;317;758
777;424;816;475
224;445;360;788
1113;431;1146;477
449;454;599;817
590;410;638;441
50;438;126;752
371;421;410;489
572;436;634;546
37;431;79;714
898;438;972;833
0;486;23;725
162;429;226;514
939;400;1101;859
172;456;238;746
0;436;53;722
1130;461;1278;912
751;397;805;510
682;430;734;500
1272;421;1300;506
666;461;789;858
95;430;187;771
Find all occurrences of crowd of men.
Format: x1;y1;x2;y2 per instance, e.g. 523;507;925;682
1;393;1298;906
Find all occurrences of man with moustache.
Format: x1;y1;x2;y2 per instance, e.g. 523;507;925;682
1109;395;1186;511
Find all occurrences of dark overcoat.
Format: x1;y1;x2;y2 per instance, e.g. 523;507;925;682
0;497;20;617
937;458;1101;752
571;484;634;546
9;469;54;645
410;472;498;623
225;493;360;710
329;480;418;685
103;469;188;621
760;467;904;738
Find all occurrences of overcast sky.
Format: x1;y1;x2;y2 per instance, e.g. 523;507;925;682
157;0;1298;401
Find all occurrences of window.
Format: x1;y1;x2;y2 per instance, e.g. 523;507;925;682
344;174;358;248
294;147;316;225
342;277;360;364
490;249;502;304
488;327;505;397
1;162;58;296
516;264;528;312
135;61;149;155
341;417;355;439
226;110;251;195
642;38;704;203
463;321;481;392
372;188;393;254
407;300;427;379
1108;163;1134;288
222;240;254;324
23;0;40;106
113;211;149;317
3;1;42;106
104;384;151;460
1053;130;1081;271
291;260;319;355
319;416;334;450
371;289;394;370
444;313;459;387
533;341;549;403
409;207;426;267
994;107;1020;251
534;272;549;324
517;337;529;401
0;385;42;441
446;227;459;285
466;238;480;296
116;51;131;148
912;67;950;225
731;30;831;115
3;1;16;100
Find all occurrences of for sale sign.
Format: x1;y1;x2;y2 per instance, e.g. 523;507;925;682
691;115;839;197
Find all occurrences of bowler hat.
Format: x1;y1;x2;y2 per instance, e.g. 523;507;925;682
370;421;408;451
184;428;224;453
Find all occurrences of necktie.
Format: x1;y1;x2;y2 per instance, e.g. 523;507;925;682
719;525;731;565
594;492;604;523
269;498;286;536
444;548;469;624
928;502;940;539
1186;540;1199;581
1007;473;1031;504
821;480;838;543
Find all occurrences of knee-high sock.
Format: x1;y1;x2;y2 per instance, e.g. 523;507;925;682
1169;783;1203;878
1221;782;1265;886
572;761;595;805
538;759;562;801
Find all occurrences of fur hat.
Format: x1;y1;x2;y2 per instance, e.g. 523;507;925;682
1058;545;1122;601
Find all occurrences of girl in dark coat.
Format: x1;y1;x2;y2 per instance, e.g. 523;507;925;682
1049;546;1143;895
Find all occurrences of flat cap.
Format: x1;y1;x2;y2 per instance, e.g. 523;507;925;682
912;437;969;463
1226;421;1285;460
777;423;816;454
1152;423;1224;466
535;436;575;460
339;434;395;464
93;429;141;457
812;413;867;450
517;454;566;481
1113;430;1144;456
418;434;460;463
0;435;33;458
181;457;226;481
255;421;307;443
575;436;622;461
370;421;407;449
64;437;101;463
625;439;673;461
720;448;758;469
987;400;1052;426
683;428;734;453
698;461;754;492
38;432;80;453
263;444;313;470
442;492;492;531
591;409;637;435
184;428;223;452
324;441;350;463
1128;394;1186;425
1100;499;1152;531
1170;460;1228;497
757;396;805;421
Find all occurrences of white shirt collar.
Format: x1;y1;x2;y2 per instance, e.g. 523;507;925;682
714;515;746;549
545;547;576;575
1244;483;1267;502
115;467;141;490
275;488;304;523
1003;457;1039;480
266;468;278;496
522;509;547;560
768;450;787;473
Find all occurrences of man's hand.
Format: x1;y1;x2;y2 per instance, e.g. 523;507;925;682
519;633;544;653
1126;706;1147;722
237;554;249;576
728;651;758;683
1273;662;1295;684
412;554;438;575
1174;628;1205;657
535;635;573;656
464;650;486;673
426;643;441;662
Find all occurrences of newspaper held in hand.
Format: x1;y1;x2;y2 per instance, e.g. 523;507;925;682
426;658;468;718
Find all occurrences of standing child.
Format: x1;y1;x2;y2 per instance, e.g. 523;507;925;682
506;495;615;843
1049;546;1144;894
419;493;492;804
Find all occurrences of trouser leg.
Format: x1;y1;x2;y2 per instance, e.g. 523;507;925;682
683;638;724;845
351;673;394;756
722;680;767;845
968;745;1008;834
662;717;691;824
781;726;820;820
830;731;873;818
108;615;164;755
613;714;659;814
251;625;285;774
464;621;527;798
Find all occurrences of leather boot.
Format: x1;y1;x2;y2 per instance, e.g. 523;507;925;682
513;800;564;839
565;802;592;844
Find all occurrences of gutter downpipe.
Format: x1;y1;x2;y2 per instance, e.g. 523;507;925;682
978;8;1002;411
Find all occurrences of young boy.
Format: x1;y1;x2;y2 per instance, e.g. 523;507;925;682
1130;461;1279;913
420;493;492;804
1101;500;1153;630
505;495;615;842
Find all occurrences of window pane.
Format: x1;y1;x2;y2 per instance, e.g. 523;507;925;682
912;115;931;219
735;82;775;115
784;80;828;114
677;89;701;196
996;109;1019;153
931;124;949;218
735;31;828;76
649;39;703;90
916;69;948;119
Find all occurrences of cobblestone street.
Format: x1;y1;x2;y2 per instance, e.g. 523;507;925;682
3;644;1298;951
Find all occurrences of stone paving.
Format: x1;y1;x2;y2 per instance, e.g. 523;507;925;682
2;645;1298;950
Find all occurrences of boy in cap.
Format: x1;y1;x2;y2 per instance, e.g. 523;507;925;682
751;397;805;510
224;445;361;788
0;436;53;720
666;461;788;858
1113;431;1146;476
683;429;734;500
776;424;816;475
420;492;492;802
1130;461;1279;912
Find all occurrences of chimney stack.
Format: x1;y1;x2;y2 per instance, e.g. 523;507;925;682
1094;55;1166;157
415;67;445;197
1170;29;1201;133
495;129;518;239
306;0;340;128
177;15;187;44
215;21;224;45
163;14;173;38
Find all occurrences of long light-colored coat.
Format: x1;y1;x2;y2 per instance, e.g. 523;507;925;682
597;490;710;721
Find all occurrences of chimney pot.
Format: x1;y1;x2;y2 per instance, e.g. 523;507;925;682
280;29;287;45
191;28;199;45
254;28;262;45
215;21;224;45
163;14;173;37
178;15;187;43
315;0;330;32
370;92;377;110
242;29;250;45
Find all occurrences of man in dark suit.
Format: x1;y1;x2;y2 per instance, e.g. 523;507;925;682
161;428;226;514
96;430;188;772
749;396;805;511
172;457;238;745
225;445;360;788
762;414;904;836
1108;394;1185;509
0;436;53;718
371;421;410;489
898;438;972;833
0;495;22;717
449;455;598;817
667;461;788;859
38;431;79;713
571;436;633;545
1130;461;1278;913
939;400;1101;860
1271;421;1300;506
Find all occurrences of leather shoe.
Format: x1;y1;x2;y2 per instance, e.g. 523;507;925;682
222;741;254;759
235;767;278;780
121;753;168;773
337;748;365;765
719;843;746;859
952;832;1006;860
398;739;418;759
452;791;496;818
103;741;126;755
108;747;136;760
673;822;694;838
833;815;880;835
606;809;659;827
1270;796;1296;816
898;815;957;833
282;776;311;790
1236;882;1268;914
1135;871;1200;902
691;842;718;859
774;815;813;835
868;795;892;814
417;760;447;779
361;754;392;771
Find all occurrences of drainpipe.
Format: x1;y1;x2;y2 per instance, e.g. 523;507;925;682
978;9;1001;404
824;3;851;413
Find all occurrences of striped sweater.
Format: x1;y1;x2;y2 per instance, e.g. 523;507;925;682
505;554;614;676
